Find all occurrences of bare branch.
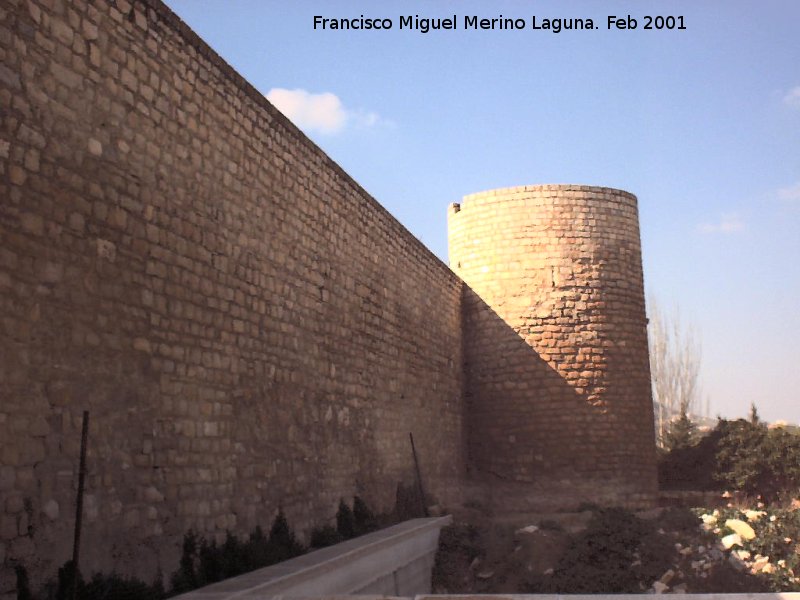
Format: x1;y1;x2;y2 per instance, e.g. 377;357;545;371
648;295;703;447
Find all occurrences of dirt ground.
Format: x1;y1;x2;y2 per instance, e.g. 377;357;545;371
432;506;588;593
431;503;790;594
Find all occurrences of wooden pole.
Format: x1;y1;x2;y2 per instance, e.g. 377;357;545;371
71;410;89;600
409;432;429;517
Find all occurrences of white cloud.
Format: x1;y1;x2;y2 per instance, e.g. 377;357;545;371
777;182;800;203
783;86;800;109
265;88;388;135
698;213;745;234
266;88;346;134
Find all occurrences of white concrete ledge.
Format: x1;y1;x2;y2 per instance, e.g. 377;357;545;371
172;516;452;600
203;592;800;599
416;596;800;600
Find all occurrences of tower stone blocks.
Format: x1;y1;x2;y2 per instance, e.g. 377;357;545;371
449;185;657;509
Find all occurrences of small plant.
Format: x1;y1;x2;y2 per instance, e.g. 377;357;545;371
658;422;724;490
28;501;397;600
169;530;199;594
39;562;164;600
336;499;355;540
167;512;304;595
309;524;342;548
662;407;698;451
267;509;304;562
353;495;377;535
16;565;33;600
394;483;424;520
243;526;270;569
54;560;84;600
82;572;165;600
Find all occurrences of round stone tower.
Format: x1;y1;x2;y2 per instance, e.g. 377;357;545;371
448;184;657;510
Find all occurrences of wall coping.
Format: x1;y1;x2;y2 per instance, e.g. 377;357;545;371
459;184;638;206
415;596;800;600
130;0;455;275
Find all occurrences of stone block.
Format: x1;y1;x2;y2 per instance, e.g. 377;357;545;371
87;138;102;156
4;495;23;514
50;62;82;88
0;516;16;539
42;499;59;520
9;165;26;185
10;536;34;558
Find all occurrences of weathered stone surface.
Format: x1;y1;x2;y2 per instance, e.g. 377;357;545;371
449;185;657;510
87;138;102;156
1;0;465;589
42;500;59;521
0;0;655;592
4;495;24;514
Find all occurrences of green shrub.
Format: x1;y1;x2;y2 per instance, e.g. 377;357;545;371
715;419;800;501
82;573;164;600
267;510;304;561
169;531;199;594
52;560;84;600
694;505;800;591
309;524;342;548
394;483;424;520
15;566;33;600
27;500;392;600
659;414;800;500
352;495;377;535
168;512;303;595
40;563;163;600
662;408;698;451
658;419;723;490
335;499;355;540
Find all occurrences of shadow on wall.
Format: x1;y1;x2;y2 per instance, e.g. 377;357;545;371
461;285;657;511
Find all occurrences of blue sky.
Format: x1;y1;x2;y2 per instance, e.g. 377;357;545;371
164;0;800;423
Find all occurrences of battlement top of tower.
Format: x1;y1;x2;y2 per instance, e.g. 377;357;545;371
457;184;638;209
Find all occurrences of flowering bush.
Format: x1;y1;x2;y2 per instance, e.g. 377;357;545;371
696;503;800;591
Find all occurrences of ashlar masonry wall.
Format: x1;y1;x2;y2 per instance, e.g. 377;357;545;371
0;0;464;586
449;185;657;510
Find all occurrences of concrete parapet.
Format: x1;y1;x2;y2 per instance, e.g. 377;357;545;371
171;516;452;598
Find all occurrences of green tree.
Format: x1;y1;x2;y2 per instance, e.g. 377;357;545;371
715;415;800;501
336;499;355;540
749;402;760;424
352;495;376;535
662;407;697;452
268;510;304;561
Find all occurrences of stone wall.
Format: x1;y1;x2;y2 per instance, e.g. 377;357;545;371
0;0;465;587
449;185;657;510
0;0;661;591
